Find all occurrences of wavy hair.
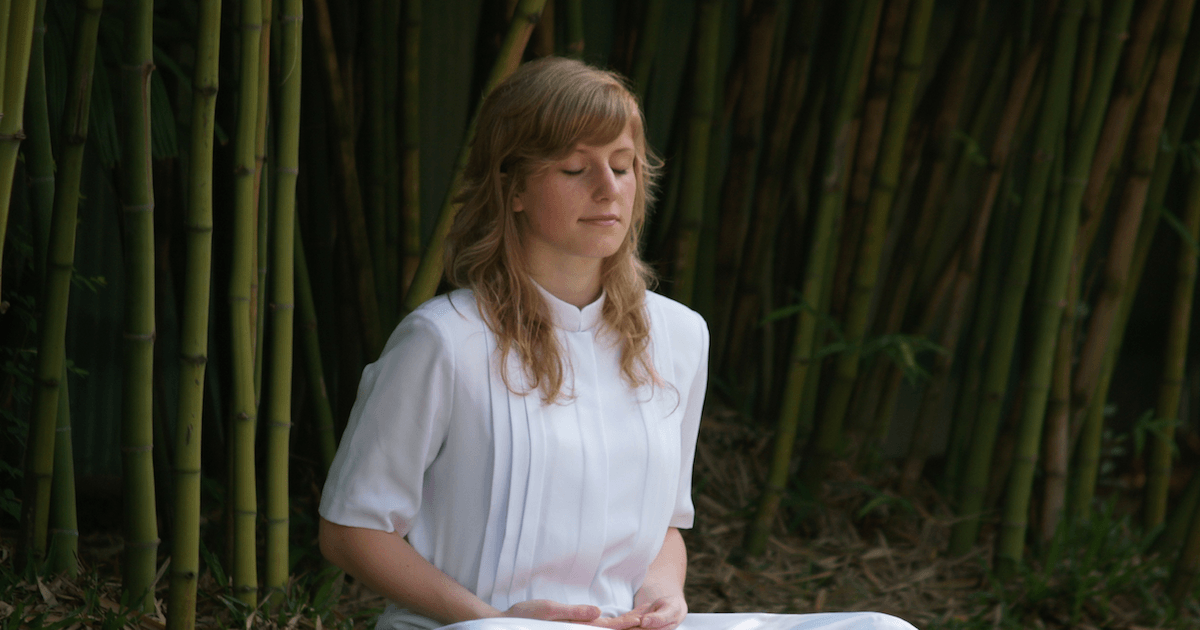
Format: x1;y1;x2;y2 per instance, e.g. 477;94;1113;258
445;56;662;404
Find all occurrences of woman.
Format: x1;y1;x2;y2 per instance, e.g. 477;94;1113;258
319;57;916;630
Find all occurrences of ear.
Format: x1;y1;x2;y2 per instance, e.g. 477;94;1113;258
512;192;525;213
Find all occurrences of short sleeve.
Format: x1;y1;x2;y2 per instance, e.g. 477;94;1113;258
669;311;709;529
318;312;455;536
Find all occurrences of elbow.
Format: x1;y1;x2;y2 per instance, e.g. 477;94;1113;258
318;517;347;569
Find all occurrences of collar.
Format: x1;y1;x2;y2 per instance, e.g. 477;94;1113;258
533;281;606;332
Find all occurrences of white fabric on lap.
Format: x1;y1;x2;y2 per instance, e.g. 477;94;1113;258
427;612;915;630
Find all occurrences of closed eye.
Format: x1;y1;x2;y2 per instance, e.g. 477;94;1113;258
561;168;584;175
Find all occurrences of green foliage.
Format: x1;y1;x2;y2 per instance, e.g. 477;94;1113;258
763;299;947;384
1131;409;1183;459
930;501;1180;629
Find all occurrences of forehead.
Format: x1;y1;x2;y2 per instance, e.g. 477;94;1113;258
565;124;636;156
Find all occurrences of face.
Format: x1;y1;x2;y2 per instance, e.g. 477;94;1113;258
513;124;638;276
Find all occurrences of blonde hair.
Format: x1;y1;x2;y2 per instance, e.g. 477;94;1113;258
445;57;662;403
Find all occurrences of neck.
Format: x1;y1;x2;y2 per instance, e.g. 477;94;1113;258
528;260;603;308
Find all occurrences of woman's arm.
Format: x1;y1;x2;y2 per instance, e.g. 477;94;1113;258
320;518;645;627
633;527;688;630
319;518;499;624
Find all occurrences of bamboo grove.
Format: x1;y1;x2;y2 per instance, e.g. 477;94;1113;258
0;0;1199;624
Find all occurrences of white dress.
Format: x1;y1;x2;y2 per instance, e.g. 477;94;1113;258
319;288;916;630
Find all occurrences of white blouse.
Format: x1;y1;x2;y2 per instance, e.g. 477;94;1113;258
319;287;917;630
320;287;709;627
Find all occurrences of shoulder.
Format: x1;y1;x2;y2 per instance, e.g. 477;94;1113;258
378;289;486;356
644;290;708;341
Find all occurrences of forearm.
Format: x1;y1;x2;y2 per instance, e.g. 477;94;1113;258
635;527;687;605
319;517;497;624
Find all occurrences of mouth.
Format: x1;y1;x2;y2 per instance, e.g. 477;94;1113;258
580;214;621;226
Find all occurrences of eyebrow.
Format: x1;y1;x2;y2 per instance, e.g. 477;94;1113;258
570;146;635;156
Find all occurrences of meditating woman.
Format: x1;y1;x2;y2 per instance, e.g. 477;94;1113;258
318;57;917;630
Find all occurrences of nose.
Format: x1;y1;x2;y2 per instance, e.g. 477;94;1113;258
592;167;618;201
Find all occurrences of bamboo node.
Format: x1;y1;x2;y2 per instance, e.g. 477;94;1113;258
276;166;300;175
234;510;258;517
123;332;156;342
55;426;72;434
233;585;259;594
0;132;26;141
280;14;303;23
271;302;296;311
185;223;215;234
48;528;79;536
181;353;208;366
122;203;155;213
121;444;154;453
267;517;290;524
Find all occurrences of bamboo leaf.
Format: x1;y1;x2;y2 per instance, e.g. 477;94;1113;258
1157;204;1200;254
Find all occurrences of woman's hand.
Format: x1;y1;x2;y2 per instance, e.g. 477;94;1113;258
631;527;689;630
502;600;646;629
631;594;686;630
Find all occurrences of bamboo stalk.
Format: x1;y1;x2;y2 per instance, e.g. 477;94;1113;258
400;0;420;294
746;0;881;555
565;0;583;58
1167;494;1200;604
1071;22;1200;520
1159;470;1200;553
366;0;389;321
948;0;1079;557
295;223;337;472
631;0;666;100
0;0;32;304
1067;0;1101;137
1145;163;1200;531
995;0;1114;576
26;0;48;273
1073;0;1195;441
166;0;220;625
1076;0;1166;247
670;0;722;306
26;0;73;579
871;5;995;476
310;0;383;356
46;367;77;577
806;0;935;485
230;0;263;607
830;0;911;320
119;0;158;611
731;0;822;409
401;0;547;315
711;0;781;362
251;0;273;406
266;0;302;600
383;0;401;308
19;0;101;571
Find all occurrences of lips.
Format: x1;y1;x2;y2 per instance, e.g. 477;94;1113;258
580;214;620;226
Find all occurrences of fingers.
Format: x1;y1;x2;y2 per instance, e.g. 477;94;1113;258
584;604;649;630
504;599;602;622
635;598;685;630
